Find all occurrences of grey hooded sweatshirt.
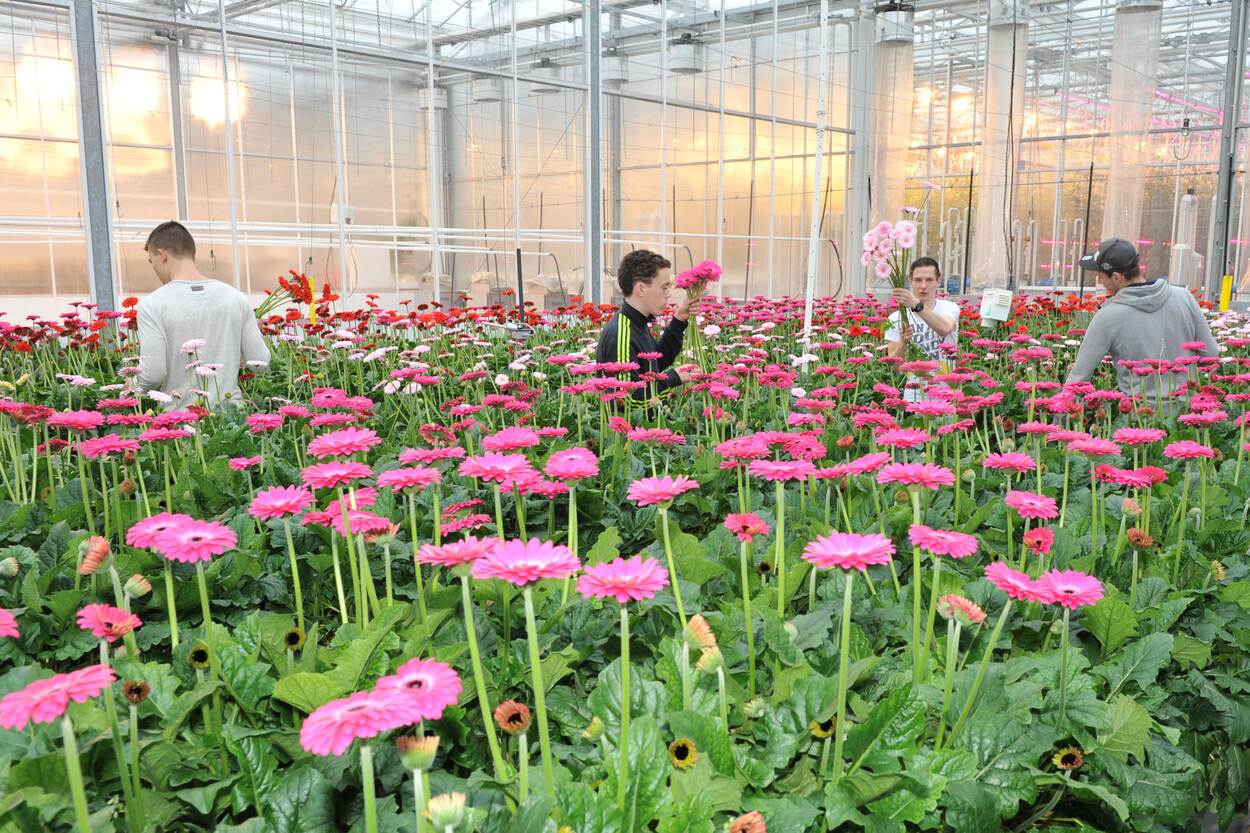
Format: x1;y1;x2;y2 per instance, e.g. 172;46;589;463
1065;279;1218;397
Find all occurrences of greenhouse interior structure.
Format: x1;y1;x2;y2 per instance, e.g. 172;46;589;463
4;0;1250;831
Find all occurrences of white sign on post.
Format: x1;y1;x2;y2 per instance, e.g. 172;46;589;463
979;288;1014;325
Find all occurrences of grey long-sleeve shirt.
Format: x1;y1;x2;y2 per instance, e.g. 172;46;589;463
1065;279;1218;398
136;278;270;407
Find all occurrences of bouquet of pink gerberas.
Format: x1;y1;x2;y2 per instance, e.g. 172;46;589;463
862;219;918;288
675;260;721;371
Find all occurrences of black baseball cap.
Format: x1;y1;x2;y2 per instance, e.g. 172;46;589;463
1079;238;1139;274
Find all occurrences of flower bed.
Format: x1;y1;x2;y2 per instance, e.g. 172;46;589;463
0;290;1248;832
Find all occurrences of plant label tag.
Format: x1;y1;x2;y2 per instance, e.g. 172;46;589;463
979;288;1013;323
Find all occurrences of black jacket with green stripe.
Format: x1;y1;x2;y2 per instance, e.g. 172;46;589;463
595;301;689;403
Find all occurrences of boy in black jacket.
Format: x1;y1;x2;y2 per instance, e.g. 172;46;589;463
595;250;699;412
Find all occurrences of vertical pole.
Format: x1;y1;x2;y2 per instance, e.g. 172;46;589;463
70;0;116;309
216;0;242;289
1049;0;1072;285
1208;0;1248;297
1079;159;1094;298
660;0;669;259
328;0;350;297
767;0;778;299
510;0;525;320
166;42;190;222
585;0;603;303
715;0;726;268
802;0;831;343
425;0;443;298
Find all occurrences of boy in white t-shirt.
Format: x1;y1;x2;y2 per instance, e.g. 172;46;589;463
884;257;959;400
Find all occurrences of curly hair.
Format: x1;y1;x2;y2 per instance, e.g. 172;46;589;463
617;250;672;297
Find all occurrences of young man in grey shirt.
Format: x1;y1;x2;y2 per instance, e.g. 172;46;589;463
1065;237;1218;400
135;222;270;407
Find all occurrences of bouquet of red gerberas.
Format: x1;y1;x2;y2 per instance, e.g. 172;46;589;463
256;269;316;321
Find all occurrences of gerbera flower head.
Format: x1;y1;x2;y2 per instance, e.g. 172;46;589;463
0;609;17;639
668;738;698;769
299;688;425;756
376;466;442;491
1023;526;1055;556
301;461;373;489
329;509;394;538
1035;569;1104;609
375;657;463;721
395;734;440;771
875;427;931;449
1163;440;1216;460
728;810;767;833
576;556;669;603
544;447;599;481
417;536;499;567
876;462;956;490
458;452;539;489
724;513;770;543
47;410;105;432
802;532;895;572
747;459;817;482
843;451;891;476
307;427;381;459
493;700;531;735
470;538;581;586
984;561;1049;602
1004;489;1059;520
1112;427;1165;445
1068;437;1122;458
152;518;237;564
626;475;700;507
937;594;986;626
1053;746;1084;771
248;485;315;520
76;603;142;643
908;525;978;558
229;456;263;471
481;426;541;452
78;435;141;459
0;664;116;729
982;452;1036;474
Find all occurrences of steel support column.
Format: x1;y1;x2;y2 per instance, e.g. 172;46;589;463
1207;0;1248;296
166;41;190;221
70;0;116;308
586;0;604;303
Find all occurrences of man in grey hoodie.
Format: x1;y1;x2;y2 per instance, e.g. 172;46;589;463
1065;238;1218;399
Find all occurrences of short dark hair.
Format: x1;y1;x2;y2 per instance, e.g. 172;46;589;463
144;221;196;259
909;256;941;278
1116;264;1142;281
617;250;672;297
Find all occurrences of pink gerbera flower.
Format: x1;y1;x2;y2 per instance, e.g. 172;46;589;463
139;427;191;443
0;664;116;729
1004;490;1059;520
307;427;381;459
747;459;817;482
459;453;539;489
0;609;19;639
937;594;987;626
1067;437;1122;458
399;446;467;465
983;452;1036;474
1113;427;1166;446
1162;440;1216;460
626;475;700;507
152;518;237;564
908;525;978;558
724;513;770;543
626;427;687;445
302;461;373;490
1035;569;1104;609
376;466;443;491
544;447;599;481
876;462;956;490
47;410;105;432
802;532;895;572
576;556;670;603
984;561;1049;602
246;413;284;434
875;427;931;449
329;509;394;538
76;603;142;643
229;456;263;471
249;485;315;520
481;426;541;452
417;536;499;567
470;538;581;586
1023;527;1055;556
299;688;425;756
126;512;195;549
843;451;892;476
78;436;141;459
375;657;463;720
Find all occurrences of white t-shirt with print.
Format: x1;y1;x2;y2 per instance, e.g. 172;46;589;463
884;298;960;401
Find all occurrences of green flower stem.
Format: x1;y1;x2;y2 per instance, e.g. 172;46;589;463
406;493;429;624
943;599;1013;750
1171;462;1192;585
560;485;579;607
1056;607;1071;732
775;482;786;617
432;484;442;547
329;535;350;625
518;731;530;804
831;569;855;783
1059;456;1071;528
129;703;145;828
360;743;378;833
61;714;93;833
522;586;555;798
738;540;757;697
934;617;961;749
1129;549;1140;610
513;486;529;542
617;605;630;813
194;561;225;747
282;520;306;633
382;541;394;608
493;485;506;541
910;490;924;682
1089;469;1099;557
658;507;688;627
716;667;728;735
99;645;138;831
76;451;96;541
459;573;506;779
412;768;427;833
918;556;943;682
